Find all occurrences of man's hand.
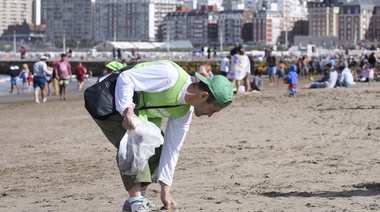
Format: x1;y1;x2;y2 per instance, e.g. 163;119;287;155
160;182;177;210
122;107;138;130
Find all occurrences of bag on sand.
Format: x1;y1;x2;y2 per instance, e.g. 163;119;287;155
118;118;164;176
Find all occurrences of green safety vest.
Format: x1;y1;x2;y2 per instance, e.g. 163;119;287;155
131;60;191;128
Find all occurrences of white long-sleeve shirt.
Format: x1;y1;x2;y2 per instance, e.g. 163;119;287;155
115;61;193;187
33;61;52;77
340;68;355;85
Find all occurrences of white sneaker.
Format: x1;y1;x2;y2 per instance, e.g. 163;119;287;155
122;198;157;212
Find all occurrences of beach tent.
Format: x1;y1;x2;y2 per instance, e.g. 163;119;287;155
96;40;193;51
158;40;193;49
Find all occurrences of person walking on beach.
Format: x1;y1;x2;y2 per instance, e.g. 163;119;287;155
301;56;309;80
285;64;298;97
9;62;21;94
277;60;286;85
75;61;87;91
56;53;72;100
51;61;59;95
27;73;33;93
32;56;52;103
228;47;251;94
266;51;276;86
219;55;230;77
91;60;233;212
45;62;54;96
19;64;30;89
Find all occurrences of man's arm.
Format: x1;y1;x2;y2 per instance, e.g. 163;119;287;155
158;107;193;208
68;63;72;81
43;63;52;75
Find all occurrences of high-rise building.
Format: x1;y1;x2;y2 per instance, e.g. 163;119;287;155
219;10;255;45
278;0;308;46
95;0;182;42
222;0;253;10
0;0;33;36
367;3;380;42
307;0;342;37
45;0;93;45
338;0;378;44
164;5;218;45
32;0;47;25
253;10;283;45
197;0;222;9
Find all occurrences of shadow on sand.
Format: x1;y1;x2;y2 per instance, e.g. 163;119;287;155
260;182;380;198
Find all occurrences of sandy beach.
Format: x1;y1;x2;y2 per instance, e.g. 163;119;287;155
1;78;380;212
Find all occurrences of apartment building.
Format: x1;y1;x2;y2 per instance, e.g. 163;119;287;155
307;0;341;37
338;0;374;44
275;0;308;46
0;0;33;36
95;0;181;42
164;7;191;42
253;10;283;45
197;0;222;10
219;10;246;45
45;0;93;43
164;5;218;45
367;4;380;42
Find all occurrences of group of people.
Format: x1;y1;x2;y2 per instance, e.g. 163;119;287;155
8;53;90;103
212;49;378;98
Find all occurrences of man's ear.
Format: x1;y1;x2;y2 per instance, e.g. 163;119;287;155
201;91;209;101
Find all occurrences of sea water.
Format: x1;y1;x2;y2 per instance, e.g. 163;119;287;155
0;74;97;97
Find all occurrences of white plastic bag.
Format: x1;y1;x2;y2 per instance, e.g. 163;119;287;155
118;118;164;176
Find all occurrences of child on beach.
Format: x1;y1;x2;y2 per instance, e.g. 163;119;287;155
19;64;30;89
27;73;33;92
285;64;298;97
277;60;286;85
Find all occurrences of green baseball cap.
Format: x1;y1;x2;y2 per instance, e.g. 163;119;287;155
106;61;126;71
195;73;233;108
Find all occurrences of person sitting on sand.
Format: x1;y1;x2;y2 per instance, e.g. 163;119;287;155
336;65;355;88
355;62;374;82
251;69;264;92
303;63;338;89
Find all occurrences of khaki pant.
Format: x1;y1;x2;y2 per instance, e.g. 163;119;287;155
53;78;59;95
93;114;162;191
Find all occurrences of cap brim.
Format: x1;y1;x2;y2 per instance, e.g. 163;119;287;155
195;72;210;84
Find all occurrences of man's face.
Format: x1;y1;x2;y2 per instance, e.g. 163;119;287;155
193;92;223;117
